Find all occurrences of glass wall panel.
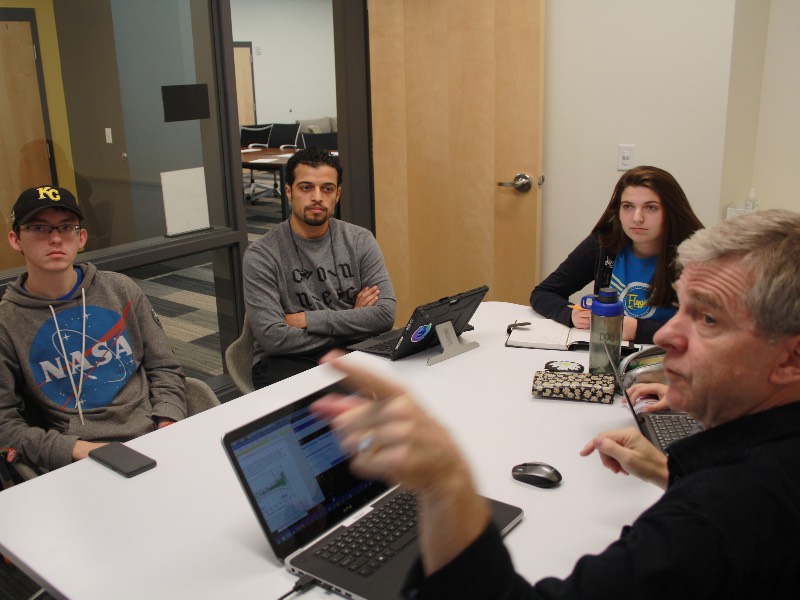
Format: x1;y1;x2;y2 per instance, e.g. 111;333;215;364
1;0;232;275
124;248;236;382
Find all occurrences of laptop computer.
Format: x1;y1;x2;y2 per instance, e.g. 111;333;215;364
222;381;523;600
347;285;489;360
604;342;700;453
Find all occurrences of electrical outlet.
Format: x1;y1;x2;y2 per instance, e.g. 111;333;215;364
617;143;635;171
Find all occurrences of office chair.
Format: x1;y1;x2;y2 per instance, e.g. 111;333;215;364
240;124;273;203
301;131;338;150
256;123;301;197
240;124;271;147
265;122;301;149
224;314;257;396
244;123;301;199
185;377;221;415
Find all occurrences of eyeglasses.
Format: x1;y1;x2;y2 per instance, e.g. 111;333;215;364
20;224;82;238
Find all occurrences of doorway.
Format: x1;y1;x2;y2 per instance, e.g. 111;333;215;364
367;0;545;320
233;41;256;128
0;9;57;270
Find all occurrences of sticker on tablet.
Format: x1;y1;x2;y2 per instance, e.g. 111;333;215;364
411;324;432;342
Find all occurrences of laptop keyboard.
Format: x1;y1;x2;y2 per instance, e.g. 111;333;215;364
648;413;697;449
313;491;418;577
363;334;401;355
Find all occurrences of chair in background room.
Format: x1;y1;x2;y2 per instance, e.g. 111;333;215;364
301;131;338;150
296;116;337;136
265;122;301;149
245;123;301;199
224;314;256;396
240;124;273;203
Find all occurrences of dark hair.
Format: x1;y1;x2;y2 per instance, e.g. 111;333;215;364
285;148;343;187
592;166;703;308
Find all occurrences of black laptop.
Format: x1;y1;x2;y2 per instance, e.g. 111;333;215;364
222;382;523;600
604;342;700;453
347;285;489;360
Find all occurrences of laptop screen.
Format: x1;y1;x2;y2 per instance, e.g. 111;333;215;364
223;383;389;559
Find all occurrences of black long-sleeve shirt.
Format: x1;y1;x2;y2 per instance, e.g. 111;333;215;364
529;234;665;344
403;401;800;599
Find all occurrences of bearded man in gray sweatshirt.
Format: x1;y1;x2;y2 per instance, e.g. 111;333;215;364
243;149;396;388
0;186;187;473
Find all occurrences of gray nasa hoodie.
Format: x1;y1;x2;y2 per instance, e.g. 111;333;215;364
0;263;186;470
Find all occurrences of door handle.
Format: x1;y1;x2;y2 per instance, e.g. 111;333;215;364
497;173;532;192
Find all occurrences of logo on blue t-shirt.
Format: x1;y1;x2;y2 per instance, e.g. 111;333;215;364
411;323;432;343
28;304;136;409
621;282;656;319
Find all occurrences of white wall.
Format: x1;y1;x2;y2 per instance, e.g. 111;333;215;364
229;0;337;124
542;0;734;288
541;0;799;294
753;0;800;211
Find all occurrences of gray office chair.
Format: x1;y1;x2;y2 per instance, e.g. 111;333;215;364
12;462;40;482
240;124;274;203
185;376;221;415
224;314;257;396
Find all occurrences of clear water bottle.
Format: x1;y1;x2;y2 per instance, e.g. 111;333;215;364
580;287;624;375
745;188;758;211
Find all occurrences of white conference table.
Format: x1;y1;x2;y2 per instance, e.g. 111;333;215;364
0;302;661;600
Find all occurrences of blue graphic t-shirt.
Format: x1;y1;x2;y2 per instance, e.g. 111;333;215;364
610;245;676;321
28;302;137;410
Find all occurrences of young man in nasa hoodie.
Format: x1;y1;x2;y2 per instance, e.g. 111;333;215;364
0;186;187;473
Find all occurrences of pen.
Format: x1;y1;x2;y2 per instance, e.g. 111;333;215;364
569;304;590;311
506;321;531;335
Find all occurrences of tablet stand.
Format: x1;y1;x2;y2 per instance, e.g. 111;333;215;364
427;320;479;366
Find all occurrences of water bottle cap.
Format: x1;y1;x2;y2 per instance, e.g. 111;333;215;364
590;287;623;316
596;287;618;303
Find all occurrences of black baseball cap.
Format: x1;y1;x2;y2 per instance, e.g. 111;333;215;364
11;186;83;230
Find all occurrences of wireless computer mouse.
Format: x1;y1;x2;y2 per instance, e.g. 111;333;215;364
511;462;562;488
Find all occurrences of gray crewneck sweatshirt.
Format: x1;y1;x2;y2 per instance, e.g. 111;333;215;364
243;219;396;357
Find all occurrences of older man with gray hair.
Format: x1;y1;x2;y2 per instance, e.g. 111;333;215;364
314;209;800;599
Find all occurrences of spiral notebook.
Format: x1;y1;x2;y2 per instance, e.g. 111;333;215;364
505;314;590;350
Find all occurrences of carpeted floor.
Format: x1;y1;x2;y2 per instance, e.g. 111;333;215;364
245;194;283;242
0;199;283;600
0;558;56;600
131;197;282;381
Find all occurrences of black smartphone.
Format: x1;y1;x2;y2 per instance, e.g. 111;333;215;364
89;442;157;478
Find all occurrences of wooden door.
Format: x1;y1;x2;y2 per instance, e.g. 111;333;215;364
369;0;543;321
233;43;256;129
1;14;55;269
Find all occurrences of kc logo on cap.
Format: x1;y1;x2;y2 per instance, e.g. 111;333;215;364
37;186;64;202
11;185;84;229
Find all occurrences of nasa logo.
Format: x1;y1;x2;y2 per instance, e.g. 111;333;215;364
29;305;137;409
